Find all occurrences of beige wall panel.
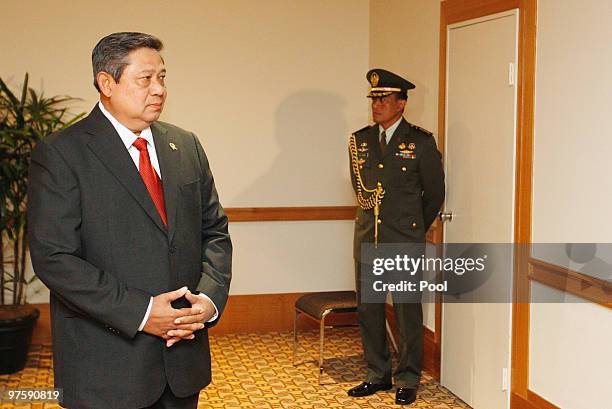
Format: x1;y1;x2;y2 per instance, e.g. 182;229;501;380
369;0;440;133
530;1;612;407
3;0;370;298
530;283;611;408
2;0;370;207
532;0;612;242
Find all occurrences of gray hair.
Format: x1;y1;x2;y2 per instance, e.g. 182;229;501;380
92;32;163;92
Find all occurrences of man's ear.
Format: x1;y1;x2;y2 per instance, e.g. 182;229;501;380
398;97;407;111
96;72;115;97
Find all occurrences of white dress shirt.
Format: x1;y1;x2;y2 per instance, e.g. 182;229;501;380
98;102;218;331
379;116;403;144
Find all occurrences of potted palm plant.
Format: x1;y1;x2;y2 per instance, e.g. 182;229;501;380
0;74;84;374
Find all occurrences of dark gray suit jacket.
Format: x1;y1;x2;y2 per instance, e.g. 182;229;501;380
27;105;232;409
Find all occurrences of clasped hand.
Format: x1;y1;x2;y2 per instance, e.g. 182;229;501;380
142;287;215;347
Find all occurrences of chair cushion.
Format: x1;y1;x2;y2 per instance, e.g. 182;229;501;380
295;291;357;319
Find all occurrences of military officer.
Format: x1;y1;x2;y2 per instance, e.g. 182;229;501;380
347;69;445;405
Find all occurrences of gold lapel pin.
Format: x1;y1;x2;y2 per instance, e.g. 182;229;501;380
169;143;177;151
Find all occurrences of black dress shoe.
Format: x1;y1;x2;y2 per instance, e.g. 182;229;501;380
395;387;417;405
347;381;392;397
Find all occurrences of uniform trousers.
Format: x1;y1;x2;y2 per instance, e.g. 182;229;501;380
355;262;423;388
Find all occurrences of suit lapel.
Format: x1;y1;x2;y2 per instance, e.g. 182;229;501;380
84;105;167;235
151;123;180;244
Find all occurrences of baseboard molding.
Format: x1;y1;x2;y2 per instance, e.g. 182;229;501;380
210;292;358;335
511;392;539;409
526;390;561;409
511;390;560;409
30;303;51;344
384;304;439;379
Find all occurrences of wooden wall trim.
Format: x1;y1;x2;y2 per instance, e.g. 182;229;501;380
512;0;538;403
526;390;561;409
31;303;51;344
512;0;537;400
225;206;356;222
529;257;612;308
511;390;561;409
511;392;540;409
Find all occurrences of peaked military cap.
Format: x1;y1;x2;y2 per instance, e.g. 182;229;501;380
366;68;415;98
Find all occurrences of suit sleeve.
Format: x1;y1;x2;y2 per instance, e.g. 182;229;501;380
419;136;445;231
27;139;150;338
191;133;232;328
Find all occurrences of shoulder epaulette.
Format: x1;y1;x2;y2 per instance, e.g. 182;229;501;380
409;123;433;137
353;124;373;135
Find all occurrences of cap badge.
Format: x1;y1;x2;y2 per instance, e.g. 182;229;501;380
370;71;379;87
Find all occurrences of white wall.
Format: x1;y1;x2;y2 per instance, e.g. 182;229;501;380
1;0;370;301
530;0;612;407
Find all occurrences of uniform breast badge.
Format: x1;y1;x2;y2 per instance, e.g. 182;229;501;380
357;142;369;168
396;142;416;159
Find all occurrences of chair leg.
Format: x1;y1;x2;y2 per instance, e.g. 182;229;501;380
318;314;325;384
293;309;300;366
386;318;398;354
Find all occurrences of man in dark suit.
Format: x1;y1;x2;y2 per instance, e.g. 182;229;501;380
27;32;232;409
347;69;445;405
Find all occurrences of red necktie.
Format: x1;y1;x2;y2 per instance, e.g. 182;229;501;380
132;138;167;226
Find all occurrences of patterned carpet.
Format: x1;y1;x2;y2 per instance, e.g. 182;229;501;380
0;328;469;408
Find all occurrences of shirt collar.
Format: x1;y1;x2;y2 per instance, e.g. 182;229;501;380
98;101;154;149
379;117;403;140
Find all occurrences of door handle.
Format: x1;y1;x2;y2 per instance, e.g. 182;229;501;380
439;211;453;222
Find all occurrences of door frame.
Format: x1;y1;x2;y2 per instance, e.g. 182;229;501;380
435;1;548;408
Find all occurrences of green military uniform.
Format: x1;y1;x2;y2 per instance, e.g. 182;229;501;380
350;70;445;390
